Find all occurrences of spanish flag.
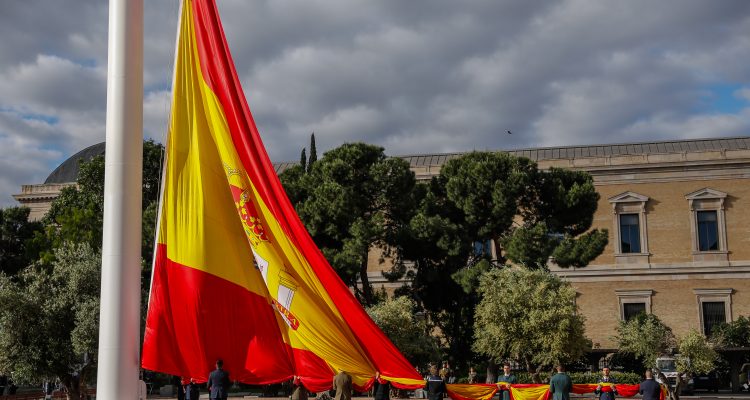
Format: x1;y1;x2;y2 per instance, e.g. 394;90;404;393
141;0;424;391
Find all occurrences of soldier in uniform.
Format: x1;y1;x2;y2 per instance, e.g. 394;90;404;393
496;363;517;400
333;370;352;400
594;367;618;400
549;365;572;400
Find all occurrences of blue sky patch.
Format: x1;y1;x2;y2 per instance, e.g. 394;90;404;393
703;83;748;114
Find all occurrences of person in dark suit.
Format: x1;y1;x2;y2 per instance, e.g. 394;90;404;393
549;365;572;400
333;370;352;400
425;366;446;400
639;370;662;400
373;372;391;400
594;367;618;400
184;377;201;400
208;359;230;400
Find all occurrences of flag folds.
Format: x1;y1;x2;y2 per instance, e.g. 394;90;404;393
141;0;423;391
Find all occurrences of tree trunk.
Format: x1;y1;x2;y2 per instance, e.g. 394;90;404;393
673;373;684;400
524;357;542;383
486;360;498;384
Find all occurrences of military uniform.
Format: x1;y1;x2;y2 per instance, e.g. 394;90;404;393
594;375;618;400
549;372;572;400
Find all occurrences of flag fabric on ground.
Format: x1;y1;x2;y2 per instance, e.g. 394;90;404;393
141;0;424;391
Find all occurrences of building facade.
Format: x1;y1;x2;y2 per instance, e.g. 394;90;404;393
15;137;750;351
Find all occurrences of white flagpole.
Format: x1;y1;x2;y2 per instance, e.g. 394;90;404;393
97;0;143;398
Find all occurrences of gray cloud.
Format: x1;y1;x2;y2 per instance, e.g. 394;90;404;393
1;0;750;207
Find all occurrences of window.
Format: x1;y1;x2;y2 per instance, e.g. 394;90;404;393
619;214;641;253
697;211;719;251
694;288;732;336
701;301;726;336
616;289;653;320
623;302;646;321
608;192;649;263
685;188;728;261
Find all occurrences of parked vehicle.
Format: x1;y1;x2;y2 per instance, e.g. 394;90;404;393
693;370;720;393
655;356;694;395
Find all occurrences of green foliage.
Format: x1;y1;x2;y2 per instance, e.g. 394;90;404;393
300;148;307;172
281;143;417;305
676;330;718;375
510;371;642;384
366;296;439;367
309;133;317;167
0;242;100;397
615;313;675;368
473;268;591;370
501;223;558;269
0;207;43;276
710;316;750;348
401;152;605;370
41;140;164;266
550;230;609;268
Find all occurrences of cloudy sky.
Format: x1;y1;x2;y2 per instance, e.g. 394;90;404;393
1;1;750;207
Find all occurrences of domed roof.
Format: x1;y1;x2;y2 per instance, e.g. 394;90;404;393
45;142;106;184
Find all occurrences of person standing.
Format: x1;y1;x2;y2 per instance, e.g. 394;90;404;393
439;362;452;382
208;359;230;400
496;363;517;400
468;367;478;384
639;370;662;400
333;370;352;400
549;365;572;400
185;378;201;400
425;366;446;400
174;375;185;400
373;372;391;400
291;376;308;400
594;367;618;400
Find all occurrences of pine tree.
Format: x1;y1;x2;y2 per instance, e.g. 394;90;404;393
300;148;307;172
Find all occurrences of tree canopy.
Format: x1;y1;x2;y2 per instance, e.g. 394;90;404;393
280;142;418;305
472;268;591;374
0;242;100;400
366;296;439;367
615;313;676;369
0;207;43;276
401;151;606;369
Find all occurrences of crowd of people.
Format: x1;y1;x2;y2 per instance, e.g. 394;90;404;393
419;363;663;400
163;359;666;400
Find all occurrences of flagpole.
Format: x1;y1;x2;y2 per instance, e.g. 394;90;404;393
97;0;143;398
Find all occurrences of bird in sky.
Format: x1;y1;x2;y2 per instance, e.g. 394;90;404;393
506;130;512;135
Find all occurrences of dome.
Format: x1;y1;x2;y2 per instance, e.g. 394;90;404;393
44;142;106;184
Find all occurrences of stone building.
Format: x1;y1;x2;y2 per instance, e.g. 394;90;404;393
15;136;750;353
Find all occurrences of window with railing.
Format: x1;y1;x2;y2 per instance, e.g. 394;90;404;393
623;302;646;321
701;301;726;336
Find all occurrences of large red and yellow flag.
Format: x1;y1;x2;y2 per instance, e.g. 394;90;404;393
141;0;424;392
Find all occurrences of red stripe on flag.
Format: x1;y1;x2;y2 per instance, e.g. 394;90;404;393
142;244;294;383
